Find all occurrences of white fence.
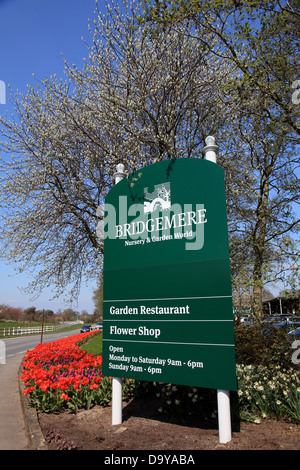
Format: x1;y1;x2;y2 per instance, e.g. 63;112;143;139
0;321;84;337
1;325;58;336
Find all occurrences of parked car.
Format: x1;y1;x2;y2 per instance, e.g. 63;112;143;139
95;322;103;329
80;324;91;333
239;317;255;326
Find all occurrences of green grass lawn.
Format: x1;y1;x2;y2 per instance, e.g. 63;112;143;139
0;321;49;329
81;332;103;356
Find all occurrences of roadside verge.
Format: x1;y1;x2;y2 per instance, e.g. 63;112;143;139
18;358;48;450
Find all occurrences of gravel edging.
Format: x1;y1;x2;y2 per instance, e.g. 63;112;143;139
18;359;48;450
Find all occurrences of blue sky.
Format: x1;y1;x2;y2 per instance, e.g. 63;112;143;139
0;0;103;313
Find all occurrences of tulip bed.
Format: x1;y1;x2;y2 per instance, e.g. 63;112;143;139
21;331;134;413
21;331;300;424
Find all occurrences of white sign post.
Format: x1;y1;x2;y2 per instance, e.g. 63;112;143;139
203;136;232;444
111;164;126;426
217;389;232;444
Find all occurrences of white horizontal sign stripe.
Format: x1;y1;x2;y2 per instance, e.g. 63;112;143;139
103;319;232;322
103;339;235;347
104;295;232;302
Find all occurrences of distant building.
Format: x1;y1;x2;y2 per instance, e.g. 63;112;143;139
0;80;5;105
263;295;300;316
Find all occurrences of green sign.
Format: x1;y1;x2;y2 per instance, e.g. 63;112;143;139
102;159;237;391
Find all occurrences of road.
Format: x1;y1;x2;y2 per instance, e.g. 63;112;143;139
1;328;81;360
0;328;82;449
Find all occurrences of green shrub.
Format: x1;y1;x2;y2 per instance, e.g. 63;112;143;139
234;322;293;368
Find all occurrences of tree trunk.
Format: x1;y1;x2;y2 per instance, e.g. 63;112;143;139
251;160;272;318
252;261;263;318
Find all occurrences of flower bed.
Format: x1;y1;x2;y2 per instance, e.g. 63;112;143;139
152;364;300;425
21;332;121;412
236;364;300;423
21;332;300;424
